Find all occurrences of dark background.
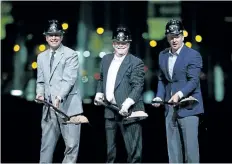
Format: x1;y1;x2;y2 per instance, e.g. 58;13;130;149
1;1;232;163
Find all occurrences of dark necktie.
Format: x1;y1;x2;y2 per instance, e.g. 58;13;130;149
50;51;56;72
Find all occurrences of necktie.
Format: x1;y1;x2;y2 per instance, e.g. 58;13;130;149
50;51;55;72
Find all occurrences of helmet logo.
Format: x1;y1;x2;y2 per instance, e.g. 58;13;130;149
50;23;57;31
169;25;178;31
117;32;125;40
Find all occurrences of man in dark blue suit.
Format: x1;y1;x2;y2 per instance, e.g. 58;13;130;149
152;19;204;163
94;25;147;163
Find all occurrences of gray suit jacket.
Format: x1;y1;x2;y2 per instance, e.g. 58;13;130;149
97;53;145;119
36;44;83;116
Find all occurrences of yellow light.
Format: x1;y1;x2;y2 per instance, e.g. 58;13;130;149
185;42;192;48
62;23;69;30
96;27;104;35
183;30;188;37
81;70;87;76
39;44;46;52
195;35;202;42
13;44;20;52
31;62;37;69
149;40;157;47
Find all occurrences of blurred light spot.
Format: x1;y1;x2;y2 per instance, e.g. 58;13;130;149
27;34;33;40
83;51;90;57
99;52;106;58
83;98;92;104
195;35;202;42
144;65;148;72
183;30;188;37
62;23;69;30
142;32;149;39
149;40;157;47
214;65;224;102
31;62;37;69
185;42;192;48
94;73;100;80
143;90;155;104
11;90;23;96
39;44;46;52
13;44;20;52
224;16;232;22
82;76;88;83
96;27;104;35
81;70;87;76
200;72;207;80
2;72;8;80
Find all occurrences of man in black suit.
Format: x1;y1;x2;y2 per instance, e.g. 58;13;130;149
94;25;147;163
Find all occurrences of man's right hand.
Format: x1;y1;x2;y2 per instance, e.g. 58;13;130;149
152;97;162;107
94;93;104;106
35;94;44;103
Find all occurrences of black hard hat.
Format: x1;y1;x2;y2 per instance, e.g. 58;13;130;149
43;19;64;35
165;19;184;35
112;25;132;42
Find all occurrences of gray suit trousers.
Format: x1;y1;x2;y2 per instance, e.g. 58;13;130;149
165;106;199;163
39;108;81;163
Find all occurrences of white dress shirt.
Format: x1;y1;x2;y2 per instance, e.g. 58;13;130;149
168;43;184;98
106;54;126;104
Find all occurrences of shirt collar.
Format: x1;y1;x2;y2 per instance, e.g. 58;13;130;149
50;44;62;54
169;43;184;56
113;54;126;62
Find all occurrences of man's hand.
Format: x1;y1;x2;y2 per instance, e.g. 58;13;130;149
168;93;180;105
54;97;61;109
152;97;162;107
35;94;44;103
94;93;104;106
119;98;134;116
119;104;130;116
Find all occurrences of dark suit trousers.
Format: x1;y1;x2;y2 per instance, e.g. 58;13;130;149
105;118;142;163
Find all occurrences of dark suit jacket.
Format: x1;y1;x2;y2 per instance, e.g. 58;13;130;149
97;53;145;119
157;45;204;117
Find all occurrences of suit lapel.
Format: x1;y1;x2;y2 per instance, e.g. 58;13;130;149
103;54;114;89
49;45;64;81
164;52;172;81
44;50;51;74
114;54;131;90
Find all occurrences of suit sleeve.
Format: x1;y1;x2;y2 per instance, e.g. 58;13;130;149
58;52;79;100
156;54;166;100
180;53;202;97
96;58;104;93
128;59;145;103
36;55;45;96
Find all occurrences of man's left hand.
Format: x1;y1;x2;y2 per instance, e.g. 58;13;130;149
119;104;130;116
119;98;135;117
168;93;180;105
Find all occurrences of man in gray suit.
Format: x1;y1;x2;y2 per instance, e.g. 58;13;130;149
94;25;147;163
36;20;83;163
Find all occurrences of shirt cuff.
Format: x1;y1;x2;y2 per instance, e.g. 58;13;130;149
96;92;104;98
123;97;135;106
177;91;184;99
